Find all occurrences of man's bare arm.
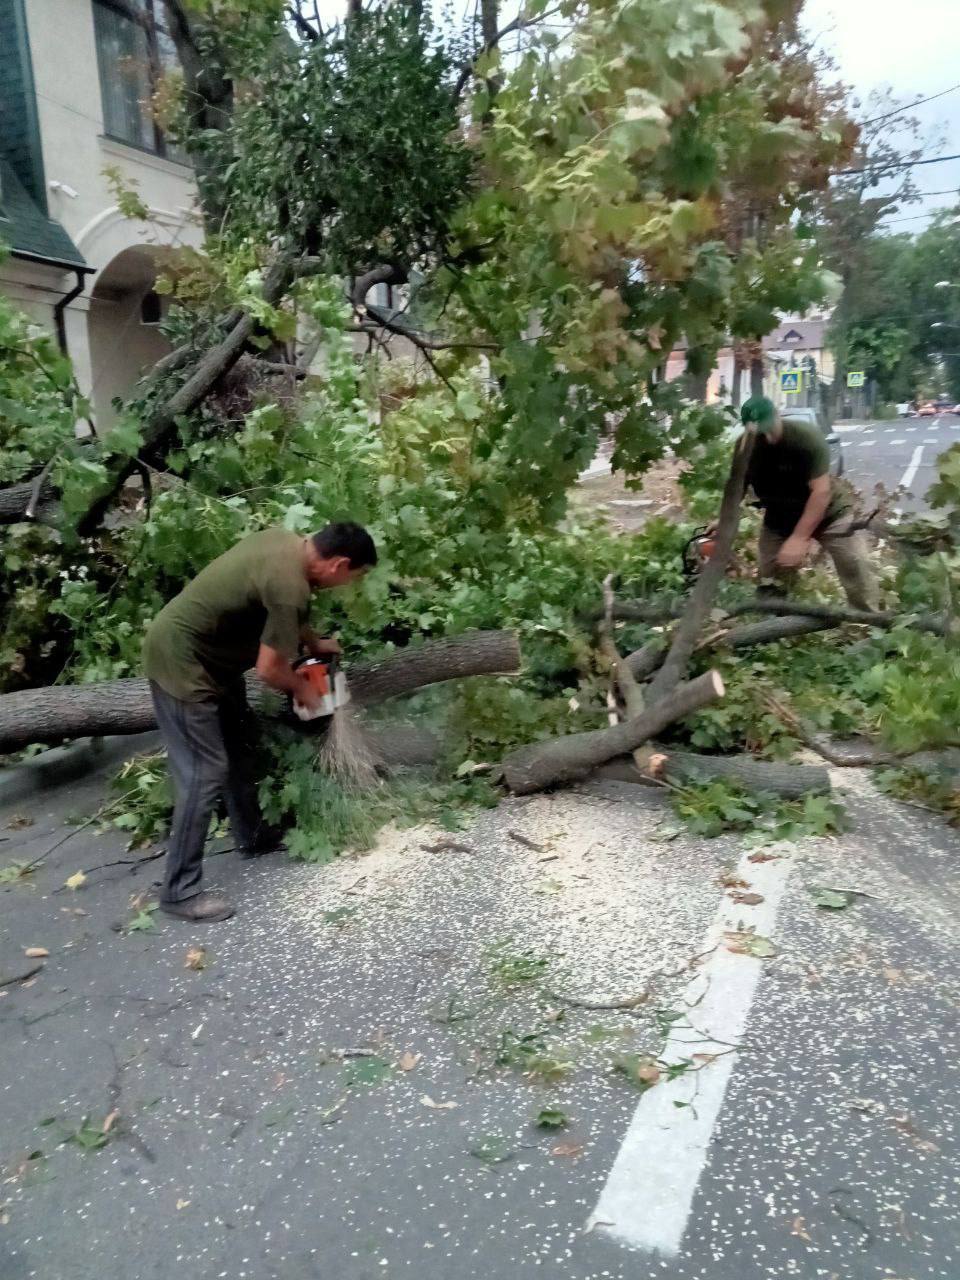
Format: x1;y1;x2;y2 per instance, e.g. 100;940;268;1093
298;625;341;657
778;474;831;567
255;644;319;706
793;474;831;540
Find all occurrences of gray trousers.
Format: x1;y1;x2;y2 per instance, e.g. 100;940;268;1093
758;514;880;612
150;680;264;903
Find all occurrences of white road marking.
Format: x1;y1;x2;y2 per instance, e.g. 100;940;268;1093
890;444;926;524
890;438;906;445
924;438;938;444
900;445;925;492
589;851;794;1257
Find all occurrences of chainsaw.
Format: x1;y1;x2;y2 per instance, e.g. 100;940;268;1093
681;527;718;577
290;653;351;721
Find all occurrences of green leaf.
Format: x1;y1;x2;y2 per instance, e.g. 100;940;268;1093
535;1107;568;1130
808;886;855;911
343;1055;392;1088
469;1134;514;1164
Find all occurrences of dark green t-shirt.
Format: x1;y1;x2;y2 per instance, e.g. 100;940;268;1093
746;417;850;537
143;528;310;702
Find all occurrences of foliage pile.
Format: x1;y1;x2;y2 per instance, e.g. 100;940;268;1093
4;0;960;856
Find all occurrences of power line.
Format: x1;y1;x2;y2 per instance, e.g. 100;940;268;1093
881;209;959;226
860;82;960;128
834;152;960;177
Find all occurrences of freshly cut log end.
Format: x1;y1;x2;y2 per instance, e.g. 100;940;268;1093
710;671;725;698
594;752;831;798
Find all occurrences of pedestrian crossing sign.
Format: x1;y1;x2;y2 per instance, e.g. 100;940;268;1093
780;370;802;394
847;371;866;387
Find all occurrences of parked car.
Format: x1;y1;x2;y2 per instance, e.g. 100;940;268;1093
918;402;940;417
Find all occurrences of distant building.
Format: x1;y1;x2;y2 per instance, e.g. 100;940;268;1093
0;0;200;426
665;311;837;412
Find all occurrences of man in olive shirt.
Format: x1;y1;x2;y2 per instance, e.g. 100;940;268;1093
739;396;879;611
144;521;377;922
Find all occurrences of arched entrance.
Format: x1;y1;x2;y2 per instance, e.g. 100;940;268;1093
86;244;180;428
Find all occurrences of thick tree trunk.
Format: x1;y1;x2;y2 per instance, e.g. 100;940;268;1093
0;631;520;754
594;752;830;798
502;670;724;795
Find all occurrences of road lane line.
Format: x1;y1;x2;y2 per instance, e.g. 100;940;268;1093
924;438;938;444
890;438;906;444
901;445;925;492
588;851;794;1257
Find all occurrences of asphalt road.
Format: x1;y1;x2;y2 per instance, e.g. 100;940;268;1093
837;412;960;516
1;746;958;1280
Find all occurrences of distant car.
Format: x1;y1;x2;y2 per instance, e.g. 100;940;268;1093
918;402;939;417
781;406;844;478
953;404;960;415
896;402;914;418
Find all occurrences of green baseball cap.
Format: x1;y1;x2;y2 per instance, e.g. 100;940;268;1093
740;396;778;432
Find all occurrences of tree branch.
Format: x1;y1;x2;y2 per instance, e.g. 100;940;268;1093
646;431;754;705
287;3;321;40
350;265;498;352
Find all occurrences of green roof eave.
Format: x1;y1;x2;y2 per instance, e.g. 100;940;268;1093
0;157;88;272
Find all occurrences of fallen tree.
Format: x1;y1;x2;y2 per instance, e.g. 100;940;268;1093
502;670;725;795
0;631;521;755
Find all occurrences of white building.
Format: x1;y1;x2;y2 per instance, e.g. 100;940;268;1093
0;0;200;425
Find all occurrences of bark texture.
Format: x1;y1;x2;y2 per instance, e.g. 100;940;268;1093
646;433;754;705
594;752;830;798
502;670;724;795
0;631;521;754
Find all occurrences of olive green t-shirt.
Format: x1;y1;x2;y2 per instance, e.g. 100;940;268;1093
746;416;850;537
143;528;310;702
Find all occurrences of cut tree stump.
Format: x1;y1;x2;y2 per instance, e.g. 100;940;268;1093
502;670;724;795
0;630;521;754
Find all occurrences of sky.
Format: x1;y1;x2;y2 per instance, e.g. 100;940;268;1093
802;0;960;231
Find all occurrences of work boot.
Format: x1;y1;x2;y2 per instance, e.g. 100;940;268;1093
160;891;235;923
238;824;287;859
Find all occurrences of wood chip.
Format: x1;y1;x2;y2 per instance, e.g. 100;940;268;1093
398;1051;422;1072
420;1094;457;1110
552;1142;585;1158
23;947;49;959
102;1110;119;1134
508;830;545;852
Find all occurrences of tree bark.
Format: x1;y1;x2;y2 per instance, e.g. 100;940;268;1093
646;434;753;705
0;631;521;754
719;616;835;649
594;752;830;798
502;670;724;795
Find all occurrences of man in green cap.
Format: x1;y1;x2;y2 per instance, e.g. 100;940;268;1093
737;396;879;610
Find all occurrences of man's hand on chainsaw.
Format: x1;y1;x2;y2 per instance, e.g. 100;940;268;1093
776;535;812;569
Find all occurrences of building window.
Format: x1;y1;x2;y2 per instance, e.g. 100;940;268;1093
93;0;186;161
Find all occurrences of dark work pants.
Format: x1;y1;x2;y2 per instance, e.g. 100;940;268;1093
150;680;264;903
